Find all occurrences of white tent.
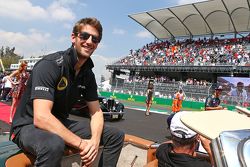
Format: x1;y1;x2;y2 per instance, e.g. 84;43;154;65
99;80;111;91
129;0;250;39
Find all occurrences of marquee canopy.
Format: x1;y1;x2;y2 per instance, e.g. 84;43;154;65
129;0;250;40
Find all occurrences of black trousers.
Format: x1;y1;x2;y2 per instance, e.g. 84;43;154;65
14;119;124;167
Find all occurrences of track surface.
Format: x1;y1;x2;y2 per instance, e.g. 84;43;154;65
1;106;171;143
70;108;171;143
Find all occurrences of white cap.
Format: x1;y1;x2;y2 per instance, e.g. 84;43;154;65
170;112;197;139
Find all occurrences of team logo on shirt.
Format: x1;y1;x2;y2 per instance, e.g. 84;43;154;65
57;76;68;91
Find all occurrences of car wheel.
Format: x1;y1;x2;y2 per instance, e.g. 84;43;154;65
118;109;124;120
118;114;123;120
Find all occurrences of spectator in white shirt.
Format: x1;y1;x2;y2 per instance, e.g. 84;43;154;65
1;72;12;101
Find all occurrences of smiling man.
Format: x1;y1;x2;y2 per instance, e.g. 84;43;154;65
10;17;124;167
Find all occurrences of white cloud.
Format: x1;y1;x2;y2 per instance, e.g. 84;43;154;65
57;0;87;7
0;29;52;57
57;0;78;5
91;54;115;83
112;28;126;35
136;30;153;38
0;0;75;22
0;0;48;21
48;2;75;21
178;0;207;5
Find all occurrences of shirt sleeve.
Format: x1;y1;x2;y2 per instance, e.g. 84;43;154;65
31;60;60;101
85;70;98;101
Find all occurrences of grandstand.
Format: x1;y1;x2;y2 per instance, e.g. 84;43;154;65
104;0;250;107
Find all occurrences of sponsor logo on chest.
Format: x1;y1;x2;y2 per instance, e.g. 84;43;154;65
78;85;86;89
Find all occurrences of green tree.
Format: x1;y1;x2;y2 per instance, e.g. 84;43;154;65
0;46;4;57
0;46;22;70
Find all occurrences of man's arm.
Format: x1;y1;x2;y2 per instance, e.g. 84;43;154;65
205;106;224;111
87;100;104;145
79;100;104;166
7;70;19;85
33;99;86;149
199;135;214;166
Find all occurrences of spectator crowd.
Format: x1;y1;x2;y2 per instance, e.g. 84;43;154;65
116;35;250;67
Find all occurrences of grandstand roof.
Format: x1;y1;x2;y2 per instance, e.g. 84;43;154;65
129;0;250;39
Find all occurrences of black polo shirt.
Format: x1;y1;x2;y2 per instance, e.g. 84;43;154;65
10;47;98;133
205;95;220;109
156;143;212;167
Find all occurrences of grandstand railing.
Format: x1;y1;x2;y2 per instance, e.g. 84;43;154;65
106;64;250;74
100;82;249;108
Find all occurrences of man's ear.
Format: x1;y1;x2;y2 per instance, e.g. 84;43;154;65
71;33;76;45
196;134;200;142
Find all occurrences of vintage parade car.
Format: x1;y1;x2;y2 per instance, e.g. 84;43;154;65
71;96;125;121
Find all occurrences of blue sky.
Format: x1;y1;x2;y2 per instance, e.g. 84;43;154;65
0;0;202;83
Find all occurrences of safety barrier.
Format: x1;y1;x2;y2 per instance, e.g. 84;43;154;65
99;91;250;111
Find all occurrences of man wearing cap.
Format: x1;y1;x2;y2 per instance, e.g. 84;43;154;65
156;112;213;167
228;82;247;105
204;85;224;110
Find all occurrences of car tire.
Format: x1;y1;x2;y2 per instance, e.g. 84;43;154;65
118;114;123;120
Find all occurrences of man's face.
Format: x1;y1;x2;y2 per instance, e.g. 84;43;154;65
237;84;244;91
71;24;99;60
215;90;222;97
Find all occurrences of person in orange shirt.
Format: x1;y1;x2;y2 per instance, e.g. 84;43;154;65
172;89;185;113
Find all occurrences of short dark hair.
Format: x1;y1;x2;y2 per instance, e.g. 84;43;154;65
72;17;103;42
172;134;197;149
237;82;244;86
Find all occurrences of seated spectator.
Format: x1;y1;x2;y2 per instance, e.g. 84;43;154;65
156;112;214;167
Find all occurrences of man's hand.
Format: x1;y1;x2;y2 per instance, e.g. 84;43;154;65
199;135;214;166
79;139;99;167
199;135;211;152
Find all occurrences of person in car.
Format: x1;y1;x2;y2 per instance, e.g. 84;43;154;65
156;112;214;167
